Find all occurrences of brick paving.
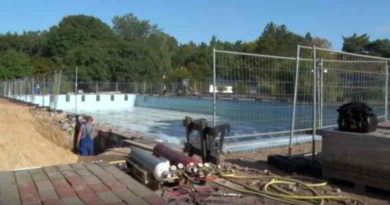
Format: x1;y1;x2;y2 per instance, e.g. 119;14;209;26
0;162;168;205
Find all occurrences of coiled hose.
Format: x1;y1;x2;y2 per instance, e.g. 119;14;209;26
213;173;366;205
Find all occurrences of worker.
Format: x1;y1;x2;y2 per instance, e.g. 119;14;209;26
77;116;97;156
35;84;41;94
73;115;84;153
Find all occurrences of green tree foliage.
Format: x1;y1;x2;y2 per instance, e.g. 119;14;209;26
0;49;33;79
342;33;370;54
112;13;160;40
43;15;117;59
255;22;310;57
364;39;390;58
112;14;177;81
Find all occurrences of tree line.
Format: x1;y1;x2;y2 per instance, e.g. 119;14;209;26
0;13;389;85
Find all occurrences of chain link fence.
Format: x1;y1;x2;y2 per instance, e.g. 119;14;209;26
0;72;62;110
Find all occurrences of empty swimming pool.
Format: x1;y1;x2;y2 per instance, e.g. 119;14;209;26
8;93;328;152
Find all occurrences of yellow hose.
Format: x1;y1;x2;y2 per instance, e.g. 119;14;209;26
221;174;327;187
217;173;366;205
212;179;311;205
266;180;323;205
109;160;126;164
265;179;324;205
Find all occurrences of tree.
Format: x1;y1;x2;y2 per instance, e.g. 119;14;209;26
112;13;178;81
342;33;370;54
364;39;390;58
255;22;306;57
309;37;332;49
112;13;160;41
342;33;390;58
0;49;33;80
30;56;56;75
43;15;117;60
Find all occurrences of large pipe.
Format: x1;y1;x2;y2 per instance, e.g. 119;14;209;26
153;143;201;166
128;146;171;181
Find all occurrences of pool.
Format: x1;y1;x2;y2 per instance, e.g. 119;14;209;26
10;93;386;152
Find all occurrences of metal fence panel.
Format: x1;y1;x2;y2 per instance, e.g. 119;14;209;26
296;46;389;130
214;49;300;139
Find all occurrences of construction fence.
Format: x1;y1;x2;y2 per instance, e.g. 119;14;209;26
0;46;389;144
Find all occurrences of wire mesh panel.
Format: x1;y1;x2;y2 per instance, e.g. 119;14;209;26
214;49;300;139
297;46;389;131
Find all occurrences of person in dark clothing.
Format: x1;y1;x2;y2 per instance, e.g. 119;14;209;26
73;115;83;153
76;116;97;156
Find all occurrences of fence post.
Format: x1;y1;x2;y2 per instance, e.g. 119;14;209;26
24;77;27;102
289;45;301;157
54;70;62;113
143;82;146;94
213;48;217;127
75;67;78;114
320;59;324;129
42;76;45;107
96;82;99;93
116;82;119;93
32;77;35;104
312;45;317;161
385;61;389;121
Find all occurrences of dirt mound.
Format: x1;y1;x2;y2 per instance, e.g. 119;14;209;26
0;99;78;170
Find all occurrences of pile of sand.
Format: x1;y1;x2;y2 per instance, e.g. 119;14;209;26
0;99;78;170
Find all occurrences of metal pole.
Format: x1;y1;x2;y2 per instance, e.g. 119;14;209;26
75;67;78;114
32;77;35;104
385;61;389;121
320;59;324;128
24;78;27;102
289;45;300;157
213;48;217;127
96;82;98;93
54;70;62;113
42;77;45;107
312;45;317;161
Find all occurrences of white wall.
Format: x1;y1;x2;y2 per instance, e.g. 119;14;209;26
6;94;136;113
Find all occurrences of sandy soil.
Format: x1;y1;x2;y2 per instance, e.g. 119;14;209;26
0;99;78;170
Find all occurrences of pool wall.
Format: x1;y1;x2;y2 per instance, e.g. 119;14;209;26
6;93;136;112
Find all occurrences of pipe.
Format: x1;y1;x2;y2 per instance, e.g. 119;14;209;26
153;143;201;166
124;139;154;151
128;146;171;181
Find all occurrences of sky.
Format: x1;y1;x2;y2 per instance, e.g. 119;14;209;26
0;0;389;50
